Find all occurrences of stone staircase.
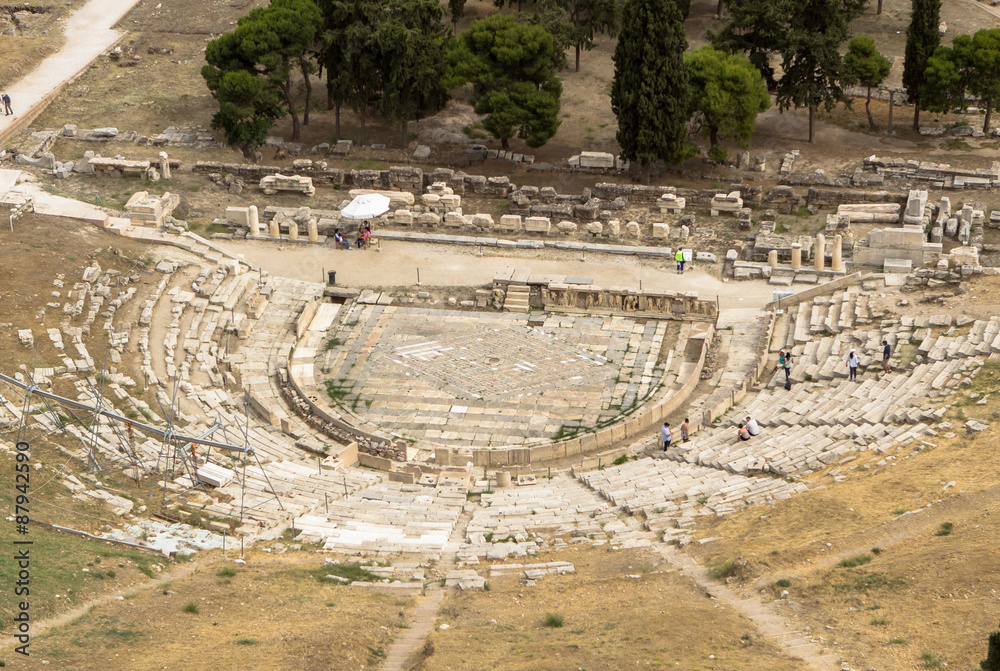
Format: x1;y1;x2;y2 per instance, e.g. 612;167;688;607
502;283;530;313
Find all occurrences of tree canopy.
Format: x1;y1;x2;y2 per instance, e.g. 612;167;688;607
844;35;891;131
922;29;1000;133
611;0;692;182
202;0;321;146
685;46;770;160
773;0;866;143
903;0;942;130
447;13;562;148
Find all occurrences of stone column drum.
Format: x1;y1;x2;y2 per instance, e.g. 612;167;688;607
832;234;843;272
288;222;298;240
768;250;778;268
308;219;318;242
269;218;280;238
814;233;825;272
248;205;260;237
791;243;802;270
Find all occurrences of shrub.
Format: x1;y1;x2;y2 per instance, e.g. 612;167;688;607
543;613;564;628
935;522;953;536
838;554;873;568
183;601;199;614
775;579;791;588
612;454;629;466
217;566;238;577
871;617;888;625
920;651;942;668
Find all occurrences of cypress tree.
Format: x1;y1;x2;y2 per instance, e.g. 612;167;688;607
903;0;942;131
611;0;692;184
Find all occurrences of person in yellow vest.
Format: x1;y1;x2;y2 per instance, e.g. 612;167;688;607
675;247;685;274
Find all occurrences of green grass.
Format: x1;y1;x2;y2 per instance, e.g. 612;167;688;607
834;573;907;592
290;563;381;584
543;613;565;628
889;638;908;645
838;554;873;568
709;559;738;581
870;617;889;625
892;508;908;515
612;454;629;466
217;566;237;578
183;601;199;614
920;651;942;668
775;578;791;588
236;638;258;645
935;522;953;536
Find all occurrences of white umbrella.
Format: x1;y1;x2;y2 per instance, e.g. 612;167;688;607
340;193;390;220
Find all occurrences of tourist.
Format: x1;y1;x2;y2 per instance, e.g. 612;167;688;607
736;422;751;442
776;350;792;382
680;417;690;443
661;422;672;451
847;348;860;381
355;223;371;249
333;228;351;249
882;339;892;374
2;93;11;116
675;246;685;274
745;415;760;436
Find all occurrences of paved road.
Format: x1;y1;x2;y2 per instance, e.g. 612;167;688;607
0;0;140;138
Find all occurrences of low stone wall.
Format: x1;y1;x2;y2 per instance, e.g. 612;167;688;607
763;272;865;311
433;324;714;468
538;283;718;322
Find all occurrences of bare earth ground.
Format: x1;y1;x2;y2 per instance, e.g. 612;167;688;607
414;546;807;671
0;0;80;92
11;551;415;671
4;0;1000;668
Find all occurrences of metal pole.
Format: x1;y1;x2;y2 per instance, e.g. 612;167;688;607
222;531;226;557
887;90;895;134
416;267;420;285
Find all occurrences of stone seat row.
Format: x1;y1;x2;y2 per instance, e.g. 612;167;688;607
575;458;806;534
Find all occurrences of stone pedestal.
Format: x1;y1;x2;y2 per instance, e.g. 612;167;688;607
269;219;280;238
768;250;778;268
832;234;843;272
814;233;825;272
308;219;318;242
248;205;260;237
288;222;298;240
791;243;802;270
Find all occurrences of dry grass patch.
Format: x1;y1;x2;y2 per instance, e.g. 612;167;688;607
412;546;805;670
26;553;414;670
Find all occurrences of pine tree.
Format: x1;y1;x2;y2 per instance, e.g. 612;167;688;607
774;0;865;143
903;0;942;131
611;0;692;183
844;35;891;131
982;626;1000;670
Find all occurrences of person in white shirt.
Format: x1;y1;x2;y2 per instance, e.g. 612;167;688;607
744;415;760;436
660;422;671;451
847;348;860;381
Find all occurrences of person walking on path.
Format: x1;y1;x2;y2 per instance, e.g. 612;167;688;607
661;422;672;451
2;93;11;116
675;247;685;274
847;348;860;381
680;417;690;443
882;339;892;374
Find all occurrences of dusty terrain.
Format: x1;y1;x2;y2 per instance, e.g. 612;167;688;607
3;0;1000;669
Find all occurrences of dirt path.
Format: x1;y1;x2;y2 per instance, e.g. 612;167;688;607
0;0;141;142
221;238;777;310
2;557;201;652
381;509;474;671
